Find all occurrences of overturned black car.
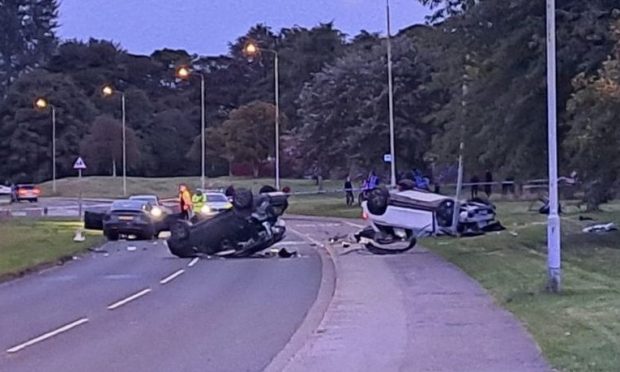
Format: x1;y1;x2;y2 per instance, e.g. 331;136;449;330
167;188;289;258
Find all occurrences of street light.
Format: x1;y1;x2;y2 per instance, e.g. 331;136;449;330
386;0;396;188
34;97;57;193
244;41;281;190
101;85;127;197
546;0;561;292
176;66;206;190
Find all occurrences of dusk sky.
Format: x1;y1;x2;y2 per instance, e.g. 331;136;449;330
58;0;430;56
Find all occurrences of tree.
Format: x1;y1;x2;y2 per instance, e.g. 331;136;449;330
79;115;140;176
297;31;440;177
0;69;96;182
0;0;59;98
218;101;285;177
564;19;620;210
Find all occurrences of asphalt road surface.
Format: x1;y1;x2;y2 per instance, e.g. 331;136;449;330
0;228;322;372
0;197;112;217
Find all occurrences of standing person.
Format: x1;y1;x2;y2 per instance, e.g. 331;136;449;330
344;176;354;206
178;184;193;220
470;175;480;199
225;184;235;201
485;170;493;198
192;189;206;213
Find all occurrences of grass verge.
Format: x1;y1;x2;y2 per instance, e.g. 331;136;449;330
0;218;103;281
39;176;342;199
423;202;620;372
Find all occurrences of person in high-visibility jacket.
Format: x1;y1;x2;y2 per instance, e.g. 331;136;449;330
178;184;193;220
192;190;206;213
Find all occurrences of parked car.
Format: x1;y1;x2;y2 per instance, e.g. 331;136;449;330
12;184;40;203
0;185;11;204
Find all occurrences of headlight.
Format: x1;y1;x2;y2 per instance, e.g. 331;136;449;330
151;207;163;217
225;202;233;209
201;205;211;214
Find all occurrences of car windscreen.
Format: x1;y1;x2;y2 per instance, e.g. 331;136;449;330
206;194;228;202
129;196;157;204
111;200;147;211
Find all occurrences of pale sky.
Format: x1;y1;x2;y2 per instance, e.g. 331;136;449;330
57;0;430;56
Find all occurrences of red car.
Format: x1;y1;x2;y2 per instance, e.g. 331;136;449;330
12;184;40;203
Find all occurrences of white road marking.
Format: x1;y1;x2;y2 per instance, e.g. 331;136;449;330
294;223;341;228
160;269;185;284
107;288;152;310
6;317;89;354
289;227;324;247
188;257;199;267
344;221;366;229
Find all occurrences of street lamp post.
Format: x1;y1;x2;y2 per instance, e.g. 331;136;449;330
546;0;561;292
386;0;396;188
244;43;281;190
102;85;127;196
176;67;206;190
35;98;57;193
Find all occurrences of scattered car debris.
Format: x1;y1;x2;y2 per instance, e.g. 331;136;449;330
277;248;297;258
509;231;519;237
582;223;617;233
579;216;595;221
88;247;108;254
127;246;137;252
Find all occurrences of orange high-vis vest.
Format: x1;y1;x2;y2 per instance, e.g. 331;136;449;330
179;190;193;211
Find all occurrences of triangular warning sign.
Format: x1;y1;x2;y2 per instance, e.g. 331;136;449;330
73;157;87;170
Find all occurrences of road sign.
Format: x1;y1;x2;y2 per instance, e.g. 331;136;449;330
383;154;392;163
73;157;87;170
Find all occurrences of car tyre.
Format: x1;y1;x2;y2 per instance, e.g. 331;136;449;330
105;231;119;241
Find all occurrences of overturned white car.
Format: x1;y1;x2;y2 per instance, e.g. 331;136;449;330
355;187;503;254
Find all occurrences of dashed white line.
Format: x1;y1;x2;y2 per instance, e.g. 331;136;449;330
188;257;199;267
344;221;366;229
160;269;185;284
6;317;89;354
107;288;152;310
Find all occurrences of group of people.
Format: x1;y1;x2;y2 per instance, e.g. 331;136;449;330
178;184;207;220
343;169;436;206
469;170;494;199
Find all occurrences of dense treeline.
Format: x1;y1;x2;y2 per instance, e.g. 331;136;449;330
1;0;619;204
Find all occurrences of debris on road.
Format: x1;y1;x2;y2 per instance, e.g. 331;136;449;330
582;223;617;233
127;246;137;252
88;247;108;254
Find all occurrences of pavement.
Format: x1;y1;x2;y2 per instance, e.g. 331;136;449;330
0;213;551;372
279;217;551;372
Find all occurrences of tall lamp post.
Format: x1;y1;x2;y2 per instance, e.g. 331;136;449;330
546;0;561;292
386;0;397;188
244;42;281;190
34;97;57;193
176;66;206;190
102;85;127;197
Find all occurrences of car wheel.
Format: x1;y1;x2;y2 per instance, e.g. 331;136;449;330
105;231;119;241
141;231;154;240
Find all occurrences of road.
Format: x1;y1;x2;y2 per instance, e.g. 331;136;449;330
0;226;323;372
0;197;112;217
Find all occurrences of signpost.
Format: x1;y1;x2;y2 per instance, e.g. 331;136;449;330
73;157;87;223
384;154;392;163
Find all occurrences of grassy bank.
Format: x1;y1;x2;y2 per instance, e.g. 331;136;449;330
0;219;102;280
423;202;620;372
39;176;342;199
